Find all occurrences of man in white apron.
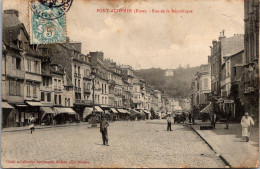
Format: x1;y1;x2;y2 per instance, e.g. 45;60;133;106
241;112;254;142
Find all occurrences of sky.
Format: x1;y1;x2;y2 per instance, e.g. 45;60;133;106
3;0;244;70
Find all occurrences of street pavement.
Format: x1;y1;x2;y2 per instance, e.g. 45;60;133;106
1;120;226;168
189;122;259;168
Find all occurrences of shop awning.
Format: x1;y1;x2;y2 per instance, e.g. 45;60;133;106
130;109;139;115
136;109;145;116
117;109;125;113
143;110;150;114
26;101;44;106
200;102;214;114
94;106;103;112
40;107;55;114
1;102;14;109
110;108;118;113
83;107;93;118
54;107;77;115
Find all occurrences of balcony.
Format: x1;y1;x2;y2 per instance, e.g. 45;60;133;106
74;73;78;77
248;87;255;92
74;87;81;93
83;76;92;81
78;74;81;78
74;99;92;105
84;88;91;94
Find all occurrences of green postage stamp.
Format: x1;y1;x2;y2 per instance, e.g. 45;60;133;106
29;1;69;44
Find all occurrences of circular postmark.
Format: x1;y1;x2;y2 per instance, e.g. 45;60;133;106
30;0;73;20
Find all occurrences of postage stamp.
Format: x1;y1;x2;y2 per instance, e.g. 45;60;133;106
29;1;69;44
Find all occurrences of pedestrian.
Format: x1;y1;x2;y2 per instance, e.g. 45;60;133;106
224;111;232;129
211;113;217;129
241;112;254;142
191;113;195;124
100;116;109;146
28;114;36;134
166;115;173;131
188;113;192;123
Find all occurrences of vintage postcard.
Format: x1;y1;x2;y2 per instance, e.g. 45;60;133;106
1;0;259;168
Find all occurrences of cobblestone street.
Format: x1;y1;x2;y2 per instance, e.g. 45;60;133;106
1;120;226;168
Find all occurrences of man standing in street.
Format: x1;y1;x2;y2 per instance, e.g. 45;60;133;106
166;115;173;131
211;113;217;129
100;116;109;146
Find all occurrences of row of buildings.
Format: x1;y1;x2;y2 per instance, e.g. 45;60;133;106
1;9;181;128
191;0;259;123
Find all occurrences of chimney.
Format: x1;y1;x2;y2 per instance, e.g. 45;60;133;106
4;9;19;18
218;30;226;41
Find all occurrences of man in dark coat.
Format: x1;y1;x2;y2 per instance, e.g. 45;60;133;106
100;116;109;146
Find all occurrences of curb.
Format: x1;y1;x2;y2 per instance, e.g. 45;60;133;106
186;123;232;168
2;123;90;133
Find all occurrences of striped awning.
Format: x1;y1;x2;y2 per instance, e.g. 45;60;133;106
26;101;44;107
1;102;14;109
54;107;77;115
40;107;55;114
110;108;118;113
143;110;150;114
200;102;214;114
94;106;103;112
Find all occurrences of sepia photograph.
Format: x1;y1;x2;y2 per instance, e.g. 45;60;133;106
1;0;259;168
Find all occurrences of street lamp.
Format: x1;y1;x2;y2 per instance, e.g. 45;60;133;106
90;67;97;127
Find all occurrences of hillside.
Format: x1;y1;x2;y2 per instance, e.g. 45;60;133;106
134;66;200;98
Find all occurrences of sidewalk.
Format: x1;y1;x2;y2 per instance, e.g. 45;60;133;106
2;122;90;132
188;121;259;168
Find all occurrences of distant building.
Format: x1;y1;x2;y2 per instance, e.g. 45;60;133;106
165;69;174;76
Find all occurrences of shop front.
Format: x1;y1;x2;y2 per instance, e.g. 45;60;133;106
40;107;56;125
1;102;15;128
53;107;78;124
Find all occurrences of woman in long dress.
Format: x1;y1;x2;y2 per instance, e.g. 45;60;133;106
28;115;36;134
241;112;254;142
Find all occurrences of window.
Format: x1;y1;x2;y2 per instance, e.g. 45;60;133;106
12;57;21;70
78;80;80;88
47;93;51;102
12;57;16;69
54;95;57;104
74;65;77;74
54;79;57;89
33;86;36;97
41;92;45;101
105;84;107;93
204;79;208;89
75;79;77;87
33;61;38;73
58;80;61;89
102;84;104;93
59;95;61;105
68;98;70;106
27;84;30;96
65;98;67;106
27;60;31;72
78;66;80;75
9;80;16;95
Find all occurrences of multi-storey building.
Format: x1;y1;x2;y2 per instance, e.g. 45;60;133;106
132;76;142;109
243;0;259;122
120;65;134;109
191;64;211;118
39;38;93;119
89;52;109;107
220;34;244;120
208;31;226;98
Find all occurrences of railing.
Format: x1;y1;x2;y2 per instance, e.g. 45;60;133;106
74;99;92;105
74;73;78;77
84;88;91;93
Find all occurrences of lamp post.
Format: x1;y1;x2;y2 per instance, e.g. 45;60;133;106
91;67;97;127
